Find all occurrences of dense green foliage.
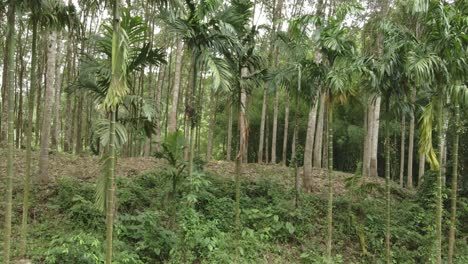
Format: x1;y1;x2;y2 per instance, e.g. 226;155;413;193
1;163;461;263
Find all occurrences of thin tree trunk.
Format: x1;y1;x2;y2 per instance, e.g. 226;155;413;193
281;92;290;166
271;89;278;164
168;39;184;133
154;64;165;152
63;28;74;152
75;94;83;154
322;107;328;169
235;67;249;228
313;92;326;167
385;105;391;264
399;114;406;187
370;96;381;177
20;19;38;258
2;0;16;261
326;99;334;263
16;35;26;148
265;112;269;163
436;88;444;264
303;99;319;192
35;36;46;146
187;54;198;177
258;87;267;163
448;102;460;264
362;102;371;177
106;111;116;264
226;99;233;161
407;87;416;188
51;32;63;150
293;66;301;207
206;90;218;161
418;154;425;186
38;30;57;184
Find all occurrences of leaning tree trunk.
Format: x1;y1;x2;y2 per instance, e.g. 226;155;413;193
168;39;184;133
38;30;57;184
281;92;290;166
399;114;406;187
2;0;16;262
313;92;326;168
257;87;267;163
407;87;416;188
51;32;63;150
303;99;319;192
20;19;38;258
448;102;460;264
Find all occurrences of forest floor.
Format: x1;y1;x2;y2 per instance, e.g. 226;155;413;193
0;149;402;197
2;149;465;263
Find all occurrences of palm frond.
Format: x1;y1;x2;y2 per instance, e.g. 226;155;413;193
418;101;439;170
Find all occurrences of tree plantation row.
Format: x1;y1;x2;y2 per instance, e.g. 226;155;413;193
0;0;467;263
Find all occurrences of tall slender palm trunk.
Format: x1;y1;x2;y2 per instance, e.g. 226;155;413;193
436;88;444;264
370;96;381;177
235;67;248;228
326;101;334;263
448;102;460;264
154;64;165;153
399;114;406;187
51;32;63;150
313;93;326;167
20;20;38;258
384;104;391;264
226;99;233;161
407;87;416;188
257;87;267;163
271;90;278;163
303;99;318;192
106;111;117;264
168;39;184;133
2;0;16;262
105;1;122;262
206;90;218;161
418;154;425;186
281;92;289;166
38;30;57;184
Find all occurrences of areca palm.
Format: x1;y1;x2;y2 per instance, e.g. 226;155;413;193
397;1;468;262
2;0;16;262
160;0;246;177
297;4;359;261
18;0;79;257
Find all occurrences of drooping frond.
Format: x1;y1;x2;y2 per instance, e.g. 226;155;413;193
418;101;439;170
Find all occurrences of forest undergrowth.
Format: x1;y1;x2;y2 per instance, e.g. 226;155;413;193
1;150;467;263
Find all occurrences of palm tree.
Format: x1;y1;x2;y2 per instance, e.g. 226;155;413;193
20;0;79;256
38;0;71;184
448;85;467;263
2;0;16;262
103;1;126;262
161;0;245;177
410;1;467;262
298;4;359;260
